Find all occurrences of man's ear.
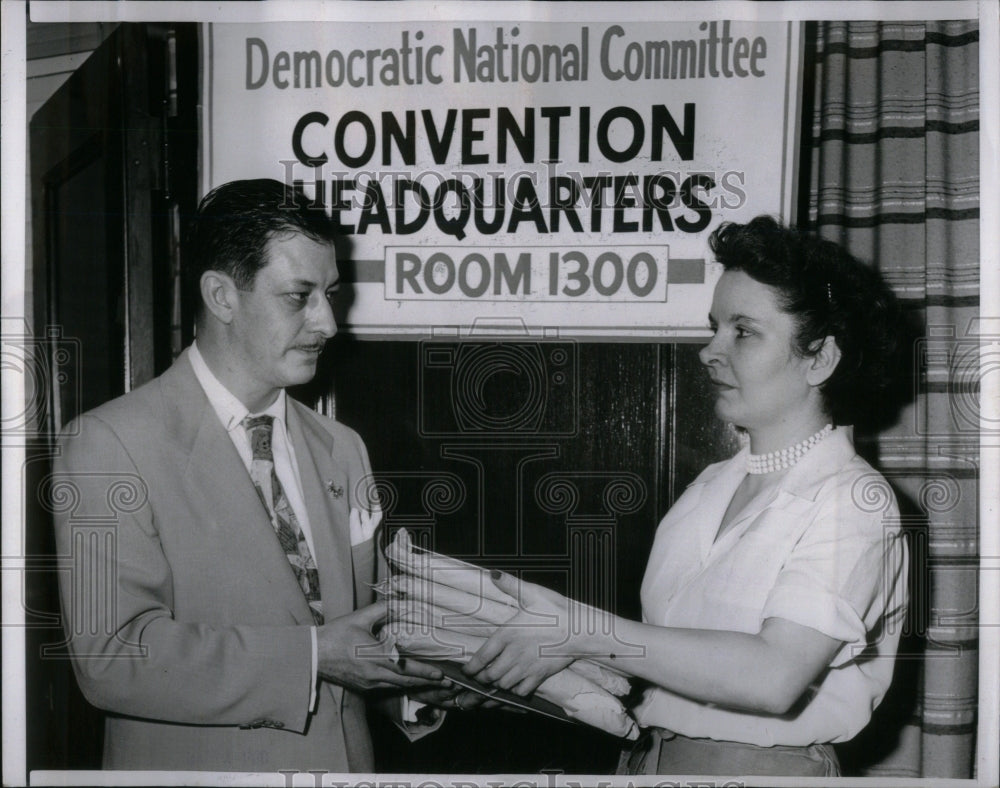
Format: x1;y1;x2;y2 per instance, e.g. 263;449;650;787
806;335;842;386
200;270;239;324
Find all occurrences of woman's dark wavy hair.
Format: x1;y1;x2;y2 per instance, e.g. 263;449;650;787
187;179;336;315
708;215;903;427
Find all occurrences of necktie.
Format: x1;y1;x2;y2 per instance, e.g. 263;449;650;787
244;415;324;625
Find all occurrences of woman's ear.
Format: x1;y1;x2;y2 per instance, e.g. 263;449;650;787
806;335;842;386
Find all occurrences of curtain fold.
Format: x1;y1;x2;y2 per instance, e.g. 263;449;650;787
805;20;980;779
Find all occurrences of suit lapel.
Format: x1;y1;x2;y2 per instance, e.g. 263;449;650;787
287;402;355;620
163;352;315;625
287;403;356;711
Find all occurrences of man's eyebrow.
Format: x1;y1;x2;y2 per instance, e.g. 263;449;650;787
285;277;319;288
286;277;341;288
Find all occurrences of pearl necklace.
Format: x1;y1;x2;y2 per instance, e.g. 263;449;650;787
745;424;834;474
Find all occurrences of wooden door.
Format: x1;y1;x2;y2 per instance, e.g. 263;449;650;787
26;22;198;769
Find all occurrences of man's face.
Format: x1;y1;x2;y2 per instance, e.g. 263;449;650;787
227;232;339;406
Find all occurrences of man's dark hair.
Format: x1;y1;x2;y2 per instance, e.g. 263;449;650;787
709;215;903;428
187;179;336;314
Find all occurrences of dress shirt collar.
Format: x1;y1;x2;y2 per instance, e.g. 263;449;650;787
188;341;287;432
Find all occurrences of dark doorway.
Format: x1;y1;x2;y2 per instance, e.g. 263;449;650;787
27;22;199;769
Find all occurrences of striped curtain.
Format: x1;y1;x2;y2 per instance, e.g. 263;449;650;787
805;20;980;778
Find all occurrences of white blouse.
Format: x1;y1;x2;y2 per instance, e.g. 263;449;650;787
634;428;908;746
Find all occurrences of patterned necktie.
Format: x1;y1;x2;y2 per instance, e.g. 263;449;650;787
244;415;324;625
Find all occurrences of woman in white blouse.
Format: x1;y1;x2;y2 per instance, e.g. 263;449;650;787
463;216;909;777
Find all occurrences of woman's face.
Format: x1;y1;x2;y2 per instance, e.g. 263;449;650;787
699;270;818;436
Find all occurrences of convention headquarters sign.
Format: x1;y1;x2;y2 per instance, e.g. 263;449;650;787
202;14;801;339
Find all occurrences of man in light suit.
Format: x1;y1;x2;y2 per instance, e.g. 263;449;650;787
51;179;449;772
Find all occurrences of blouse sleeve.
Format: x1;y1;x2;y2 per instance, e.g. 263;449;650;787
760;476;906;666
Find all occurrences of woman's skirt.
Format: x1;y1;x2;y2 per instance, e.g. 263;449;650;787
618;729;840;777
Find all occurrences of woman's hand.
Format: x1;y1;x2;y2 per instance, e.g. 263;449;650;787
462;572;582;696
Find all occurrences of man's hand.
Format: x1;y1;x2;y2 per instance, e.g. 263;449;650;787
407;685;504;712
462;572;579;696
317;603;446;691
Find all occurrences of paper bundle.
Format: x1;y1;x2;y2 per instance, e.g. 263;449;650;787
381;529;638;740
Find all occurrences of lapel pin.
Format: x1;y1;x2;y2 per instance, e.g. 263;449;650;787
326;481;344;499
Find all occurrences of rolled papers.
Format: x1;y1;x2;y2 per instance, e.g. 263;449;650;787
389;573;519;626
383;528;638;740
385;529;520;606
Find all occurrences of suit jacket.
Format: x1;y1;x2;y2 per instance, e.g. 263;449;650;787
52;349;381;771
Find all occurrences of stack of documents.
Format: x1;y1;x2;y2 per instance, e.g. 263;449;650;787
381;528;639;740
